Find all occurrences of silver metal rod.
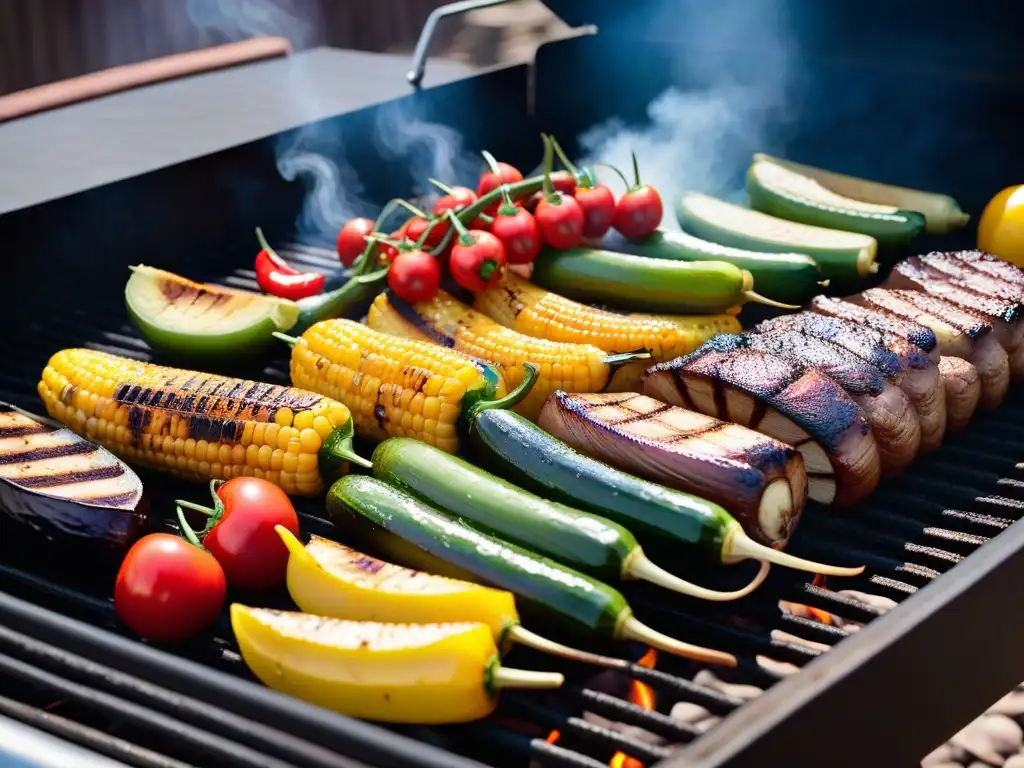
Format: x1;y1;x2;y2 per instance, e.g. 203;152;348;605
407;0;513;87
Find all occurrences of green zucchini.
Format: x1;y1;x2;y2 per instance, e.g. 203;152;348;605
464;385;864;578
371;437;765;600
754;153;970;235
530;246;795;314
599;228;826;306
677;191;879;282
746;158;926;246
327;475;736;665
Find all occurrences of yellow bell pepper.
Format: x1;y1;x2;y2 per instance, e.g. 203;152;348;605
230;605;563;724
978;185;1024;266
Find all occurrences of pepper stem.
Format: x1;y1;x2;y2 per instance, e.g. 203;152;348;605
630;149;642;188
395;199;429;219
541;135;557;203
741;290;801;310
724;525;866;576
428;178;456;196
466;362;539;420
487;659;564;692
505;624;628;669
592;163;630;190
175;506;205;548
617;615;737;667
624;548;770;601
546;134;581;179
176;500;217;517
272;332;300;348
255;227;276;257
414;217;444;250
318;421;372;486
445;209;475;246
481;150;518;215
602;350;652;369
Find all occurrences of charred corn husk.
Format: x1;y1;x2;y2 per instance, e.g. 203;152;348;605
286;319;508;454
474;273;741;360
38;348;365;496
367;291;644;421
231;605;564;724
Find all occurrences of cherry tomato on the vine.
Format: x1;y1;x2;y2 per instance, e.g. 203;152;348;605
388;250;441;302
476;162;523;199
336;217;375;267
535;192;585;249
450;231;507;291
114;534;226;642
613;185;663;240
490;207;541;265
576;184;617;239
433;187;477;215
402;216;449;249
549;171;577;197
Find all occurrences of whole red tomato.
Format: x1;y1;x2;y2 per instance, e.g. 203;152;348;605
535;193;585;249
115;534;226;642
450;231;507;291
476;162;523;199
403;216;449;249
490;207;541;265
576;184;617;238
388;249;441;302
200;478;300;590
613;185;663;240
336;218;375;267
549;171;577;197
433;187;477;215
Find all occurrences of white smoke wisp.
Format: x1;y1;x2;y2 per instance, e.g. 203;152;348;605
185;0;316;48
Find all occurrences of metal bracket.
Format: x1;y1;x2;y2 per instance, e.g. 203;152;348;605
407;0;515;88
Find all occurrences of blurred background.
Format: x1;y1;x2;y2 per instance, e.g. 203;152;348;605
0;0;570;96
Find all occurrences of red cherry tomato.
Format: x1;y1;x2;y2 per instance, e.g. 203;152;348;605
433;187;477;215
535;193;585;249
114;534;226;642
549;171;577;197
403;216;449;249
613;185;663;240
576;184;617;239
490;207;541;265
388;250;441;302
521;191;544;214
450;231;507;291
476;162;524;199
337;218;375;267
200;478;300;591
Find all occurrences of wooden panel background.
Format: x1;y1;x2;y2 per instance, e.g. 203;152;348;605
0;0;457;95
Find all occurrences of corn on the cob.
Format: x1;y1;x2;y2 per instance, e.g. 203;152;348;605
474;273;741;360
38;348;365;496
286;319;509;454
367;291;629;421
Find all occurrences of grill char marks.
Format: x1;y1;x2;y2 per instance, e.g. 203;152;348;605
387;293;458;348
537;390;807;546
851;289;1009;410
948;249;1024;288
646;345;881;509
752;314;904;377
742;327;920;477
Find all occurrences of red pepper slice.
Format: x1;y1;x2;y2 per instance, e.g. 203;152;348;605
254;228;326;301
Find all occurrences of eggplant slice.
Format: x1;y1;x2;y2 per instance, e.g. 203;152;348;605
646;344;880;509
936;357;981;436
537;391;808;546
0;404;145;555
850;289;1009;410
741;329;920;476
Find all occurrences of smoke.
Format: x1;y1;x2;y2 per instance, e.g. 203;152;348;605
577;0;802;230
184;0;316;48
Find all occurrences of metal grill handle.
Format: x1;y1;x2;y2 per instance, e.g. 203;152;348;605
406;0;515;87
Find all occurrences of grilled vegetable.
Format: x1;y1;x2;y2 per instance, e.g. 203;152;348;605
677;192;879;282
746;158;926;246
742;328;920;476
372;435;768;600
0;404;145;557
529;245;795;314
365;290;646;421
752;154;970;235
38;349;367;497
277;525;632;668
646;341;882;508
126;265;300;360
232;605;563;724
254;229;325;301
327;476;736;666
598;228;825;306
850;289;1009;410
808;296;947;451
465;389;862;574
473;272;740;362
947;249;1024;288
937;357;982;435
283;319;509;454
537;391;807;544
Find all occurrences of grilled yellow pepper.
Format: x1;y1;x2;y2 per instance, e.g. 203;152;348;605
231;605;564;724
276;527;622;666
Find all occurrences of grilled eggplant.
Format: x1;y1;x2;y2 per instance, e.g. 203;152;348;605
742;328;920;476
646;342;881;508
0;404;145;558
536;391;808;544
936;357;981;435
808;296;953;446
850;289;1009;410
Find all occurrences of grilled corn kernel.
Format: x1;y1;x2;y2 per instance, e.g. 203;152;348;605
474;272;741;361
289;319;508;454
38;348;355;496
366;290;614;421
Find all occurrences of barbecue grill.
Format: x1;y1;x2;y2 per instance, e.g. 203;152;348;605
2;2;1024;766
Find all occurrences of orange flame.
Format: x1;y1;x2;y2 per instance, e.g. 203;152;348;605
807;574;833;625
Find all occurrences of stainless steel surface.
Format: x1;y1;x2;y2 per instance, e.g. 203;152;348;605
0;713;131;768
407;0;516;86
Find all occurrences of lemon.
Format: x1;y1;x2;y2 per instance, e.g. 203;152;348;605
978;185;1024;266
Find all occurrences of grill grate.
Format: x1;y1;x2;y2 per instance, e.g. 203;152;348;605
1;242;1023;768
